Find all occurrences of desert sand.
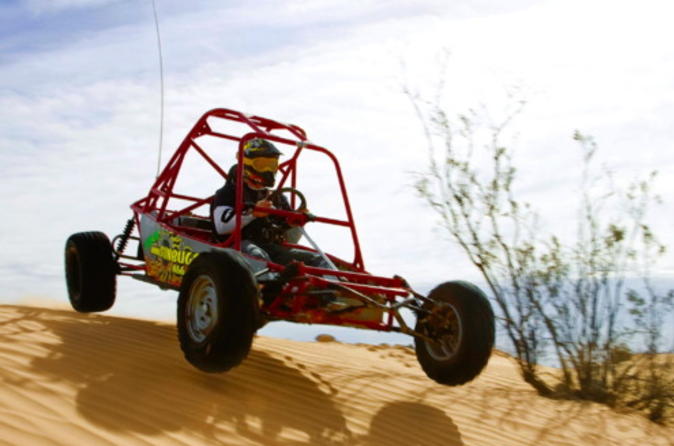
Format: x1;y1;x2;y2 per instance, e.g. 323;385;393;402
0;303;672;446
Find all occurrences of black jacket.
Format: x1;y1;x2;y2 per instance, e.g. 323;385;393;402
211;165;289;243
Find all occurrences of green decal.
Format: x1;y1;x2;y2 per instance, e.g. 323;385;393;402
144;230;160;251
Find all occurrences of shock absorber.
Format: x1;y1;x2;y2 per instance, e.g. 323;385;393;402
116;218;135;256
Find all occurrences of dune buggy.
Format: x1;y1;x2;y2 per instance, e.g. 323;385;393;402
64;107;495;385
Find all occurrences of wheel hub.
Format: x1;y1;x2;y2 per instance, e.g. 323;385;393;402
424;303;463;361
187;275;219;343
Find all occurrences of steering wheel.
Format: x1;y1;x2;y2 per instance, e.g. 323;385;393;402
272;187;308;212
252;186;312;230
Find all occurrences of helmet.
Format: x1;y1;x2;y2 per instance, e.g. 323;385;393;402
242;138;282;189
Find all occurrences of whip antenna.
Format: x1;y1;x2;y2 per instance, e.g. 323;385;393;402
151;0;165;178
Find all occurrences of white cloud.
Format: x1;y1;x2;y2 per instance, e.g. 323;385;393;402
21;0;124;14
2;0;674;326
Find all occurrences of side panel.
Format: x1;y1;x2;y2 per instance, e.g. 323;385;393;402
138;214;265;288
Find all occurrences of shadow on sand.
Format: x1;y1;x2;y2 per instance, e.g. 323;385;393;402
362;400;464;446
0;305;464;445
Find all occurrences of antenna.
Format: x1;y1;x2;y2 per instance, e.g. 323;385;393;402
151;0;165;178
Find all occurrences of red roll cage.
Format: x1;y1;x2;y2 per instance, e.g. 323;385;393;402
113;107;423;333
130;107;366;270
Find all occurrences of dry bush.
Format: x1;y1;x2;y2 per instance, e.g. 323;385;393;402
408;88;674;423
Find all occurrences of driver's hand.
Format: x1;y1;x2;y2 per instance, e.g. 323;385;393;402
288;207;314;226
253;199;273;217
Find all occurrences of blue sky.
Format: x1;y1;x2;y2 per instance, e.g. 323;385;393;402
1;0;673;345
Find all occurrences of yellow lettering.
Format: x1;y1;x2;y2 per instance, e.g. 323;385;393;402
172;264;185;275
148;234;200;267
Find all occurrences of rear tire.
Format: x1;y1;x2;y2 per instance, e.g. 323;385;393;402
64;231;117;312
414;281;494;386
177;251;259;373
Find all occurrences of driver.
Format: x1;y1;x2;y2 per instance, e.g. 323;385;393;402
211;138;328;269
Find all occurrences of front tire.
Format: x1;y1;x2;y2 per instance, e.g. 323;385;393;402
64;231;117;312
414;281;494;386
177;251;259;373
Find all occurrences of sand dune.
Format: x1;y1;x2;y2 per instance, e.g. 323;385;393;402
0;304;672;446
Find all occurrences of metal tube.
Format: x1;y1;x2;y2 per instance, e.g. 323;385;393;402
298;227;339;271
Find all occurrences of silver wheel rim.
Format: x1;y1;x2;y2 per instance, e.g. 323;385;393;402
425;303;463;361
186;275;219;343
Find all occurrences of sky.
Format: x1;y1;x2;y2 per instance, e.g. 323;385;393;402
1;0;673;346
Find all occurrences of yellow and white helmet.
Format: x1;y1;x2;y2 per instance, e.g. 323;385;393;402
242;138;282;189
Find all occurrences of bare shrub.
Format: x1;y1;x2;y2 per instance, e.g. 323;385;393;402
408;88;673;422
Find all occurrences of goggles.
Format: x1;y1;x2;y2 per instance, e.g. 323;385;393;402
243;156;279;173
